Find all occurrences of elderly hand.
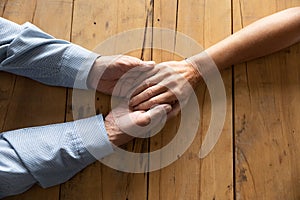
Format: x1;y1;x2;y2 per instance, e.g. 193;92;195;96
129;60;202;113
105;103;172;146
87;55;155;97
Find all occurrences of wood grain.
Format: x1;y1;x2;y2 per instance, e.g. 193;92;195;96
233;0;300;199
0;71;14;132
0;0;15;132
60;0;153;199
1;0;73;199
200;0;233;199
2;0;300;199
148;0;233;200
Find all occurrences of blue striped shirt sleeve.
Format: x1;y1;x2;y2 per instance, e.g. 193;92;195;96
0;115;113;198
0;18;114;198
0;17;98;89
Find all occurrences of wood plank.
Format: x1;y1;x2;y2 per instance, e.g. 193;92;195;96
60;0;153;199
0;0;6;16
200;0;233;199
0;0;37;133
0;72;14;132
2;0;73;199
0;0;15;131
233;0;300;199
148;0;233;199
0;0;13;134
148;2;180;199
98;1;152;199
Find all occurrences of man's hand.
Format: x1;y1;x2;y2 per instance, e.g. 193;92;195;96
105;103;172;146
129;60;202;112
87;55;155;97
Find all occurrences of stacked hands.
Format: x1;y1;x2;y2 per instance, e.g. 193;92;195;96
87;55;202;146
84;7;300;147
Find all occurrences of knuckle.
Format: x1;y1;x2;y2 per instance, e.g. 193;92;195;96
149;99;157;105
143;80;150;87
140;115;151;126
165;71;172;76
146;88;154;98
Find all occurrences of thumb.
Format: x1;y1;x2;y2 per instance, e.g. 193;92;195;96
137;60;156;69
137;104;172;137
142;60;156;66
125;60;155;72
167;103;181;120
115;104;172;139
144;104;172;127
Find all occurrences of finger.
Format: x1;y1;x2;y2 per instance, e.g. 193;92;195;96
122;67;158;81
132;91;176;111
129;73;168;100
167;102;181;120
118;77;146;97
98;78;138;97
129;65;173;98
129;84;168;107
129;80;156;99
101;66;155;84
143;104;172;126
119;69;159;97
141;61;156;68
122;104;171;139
129;103;170;126
111;55;154;71
109;67;160;97
131;61;156;71
123;56;155;69
126;78;157;100
133;91;176;110
99;77;149;96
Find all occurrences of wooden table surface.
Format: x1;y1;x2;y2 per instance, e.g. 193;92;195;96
1;0;300;199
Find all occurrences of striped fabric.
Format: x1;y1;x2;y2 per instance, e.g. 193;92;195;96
0;18;113;198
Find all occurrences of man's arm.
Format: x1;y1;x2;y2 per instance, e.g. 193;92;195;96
0;17;98;89
0;115;113;198
129;7;300;111
0;103;171;198
0;18;162;198
0;17;155;93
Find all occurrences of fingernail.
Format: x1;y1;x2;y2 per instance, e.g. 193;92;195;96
129;99;135;106
164;104;172;112
129;101;133;106
143;61;155;66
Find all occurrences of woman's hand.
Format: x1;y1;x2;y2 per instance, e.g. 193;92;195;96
129;60;202;112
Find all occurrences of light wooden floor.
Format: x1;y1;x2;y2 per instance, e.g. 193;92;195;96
1;0;300;199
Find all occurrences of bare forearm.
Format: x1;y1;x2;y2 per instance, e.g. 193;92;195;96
128;7;300;111
204;7;300;70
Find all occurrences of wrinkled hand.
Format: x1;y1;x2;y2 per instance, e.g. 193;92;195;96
129;60;202;113
105;103;172;146
87;55;155;97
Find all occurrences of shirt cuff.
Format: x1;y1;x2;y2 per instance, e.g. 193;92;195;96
61;43;99;90
73;115;114;161
3;114;113;188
